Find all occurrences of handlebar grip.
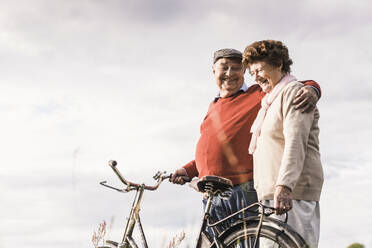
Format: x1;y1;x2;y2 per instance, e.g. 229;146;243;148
170;174;191;183
181;176;192;183
108;160;117;167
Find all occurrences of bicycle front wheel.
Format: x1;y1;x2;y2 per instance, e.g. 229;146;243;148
219;220;308;248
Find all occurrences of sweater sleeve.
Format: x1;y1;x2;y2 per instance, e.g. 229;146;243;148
276;83;315;190
302;80;321;98
183;160;198;179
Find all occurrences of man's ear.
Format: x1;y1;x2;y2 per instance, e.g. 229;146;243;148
212;65;216;74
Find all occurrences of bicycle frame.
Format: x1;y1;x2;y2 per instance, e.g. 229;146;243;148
196;192;215;248
99;161;289;248
196;198;263;248
99;160;172;248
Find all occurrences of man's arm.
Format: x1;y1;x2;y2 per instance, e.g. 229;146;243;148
293;80;321;113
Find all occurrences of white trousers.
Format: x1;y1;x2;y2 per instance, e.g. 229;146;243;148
260;200;320;248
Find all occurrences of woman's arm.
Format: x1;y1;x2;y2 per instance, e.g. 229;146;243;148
275;82;316;214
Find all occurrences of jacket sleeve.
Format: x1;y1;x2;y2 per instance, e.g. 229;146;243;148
275;83;315;190
183;160;198;178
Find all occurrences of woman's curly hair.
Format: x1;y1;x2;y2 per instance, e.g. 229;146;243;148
242;40;293;73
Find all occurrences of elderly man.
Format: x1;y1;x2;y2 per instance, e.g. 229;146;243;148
171;48;321;231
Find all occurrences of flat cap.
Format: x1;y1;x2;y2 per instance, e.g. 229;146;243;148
213;48;242;64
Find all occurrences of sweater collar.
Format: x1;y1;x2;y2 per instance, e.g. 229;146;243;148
214;83;248;102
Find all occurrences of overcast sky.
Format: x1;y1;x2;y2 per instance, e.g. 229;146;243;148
1;0;372;247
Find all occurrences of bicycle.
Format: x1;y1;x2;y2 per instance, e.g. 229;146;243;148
98;160;309;248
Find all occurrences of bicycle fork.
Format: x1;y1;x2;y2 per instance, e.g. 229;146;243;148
119;185;148;248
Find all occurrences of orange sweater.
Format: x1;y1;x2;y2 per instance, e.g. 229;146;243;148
183;81;320;185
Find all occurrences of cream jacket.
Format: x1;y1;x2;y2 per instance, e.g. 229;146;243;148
253;81;324;201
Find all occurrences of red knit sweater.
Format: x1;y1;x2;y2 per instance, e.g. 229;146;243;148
183;81;321;185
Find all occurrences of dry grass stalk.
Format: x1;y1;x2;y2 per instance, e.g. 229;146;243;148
92;220;107;248
167;231;186;248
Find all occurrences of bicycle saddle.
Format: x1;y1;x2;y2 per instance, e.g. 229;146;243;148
197;175;233;197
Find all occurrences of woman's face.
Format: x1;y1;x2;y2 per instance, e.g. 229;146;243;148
249;61;284;93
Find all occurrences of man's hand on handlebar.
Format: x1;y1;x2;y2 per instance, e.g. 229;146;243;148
170;168;190;185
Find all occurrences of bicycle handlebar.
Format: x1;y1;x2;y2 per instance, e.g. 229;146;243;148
103;160;192;192
107;160;174;191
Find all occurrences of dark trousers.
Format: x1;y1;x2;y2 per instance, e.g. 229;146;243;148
202;180;258;237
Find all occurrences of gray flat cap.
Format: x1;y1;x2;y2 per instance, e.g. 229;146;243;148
213;48;242;64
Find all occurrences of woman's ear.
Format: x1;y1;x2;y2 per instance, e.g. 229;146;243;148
278;62;283;72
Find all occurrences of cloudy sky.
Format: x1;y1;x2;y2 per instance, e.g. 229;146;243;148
1;0;372;247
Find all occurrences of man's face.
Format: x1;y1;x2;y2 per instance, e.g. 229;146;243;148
212;58;245;98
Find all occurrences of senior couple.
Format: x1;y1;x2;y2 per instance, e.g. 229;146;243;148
171;40;324;248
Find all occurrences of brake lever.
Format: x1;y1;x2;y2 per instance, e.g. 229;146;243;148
153;171;167;180
100;181;130;193
153;171;178;181
261;205;275;216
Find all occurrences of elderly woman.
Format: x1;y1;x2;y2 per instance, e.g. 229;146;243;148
242;40;324;248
